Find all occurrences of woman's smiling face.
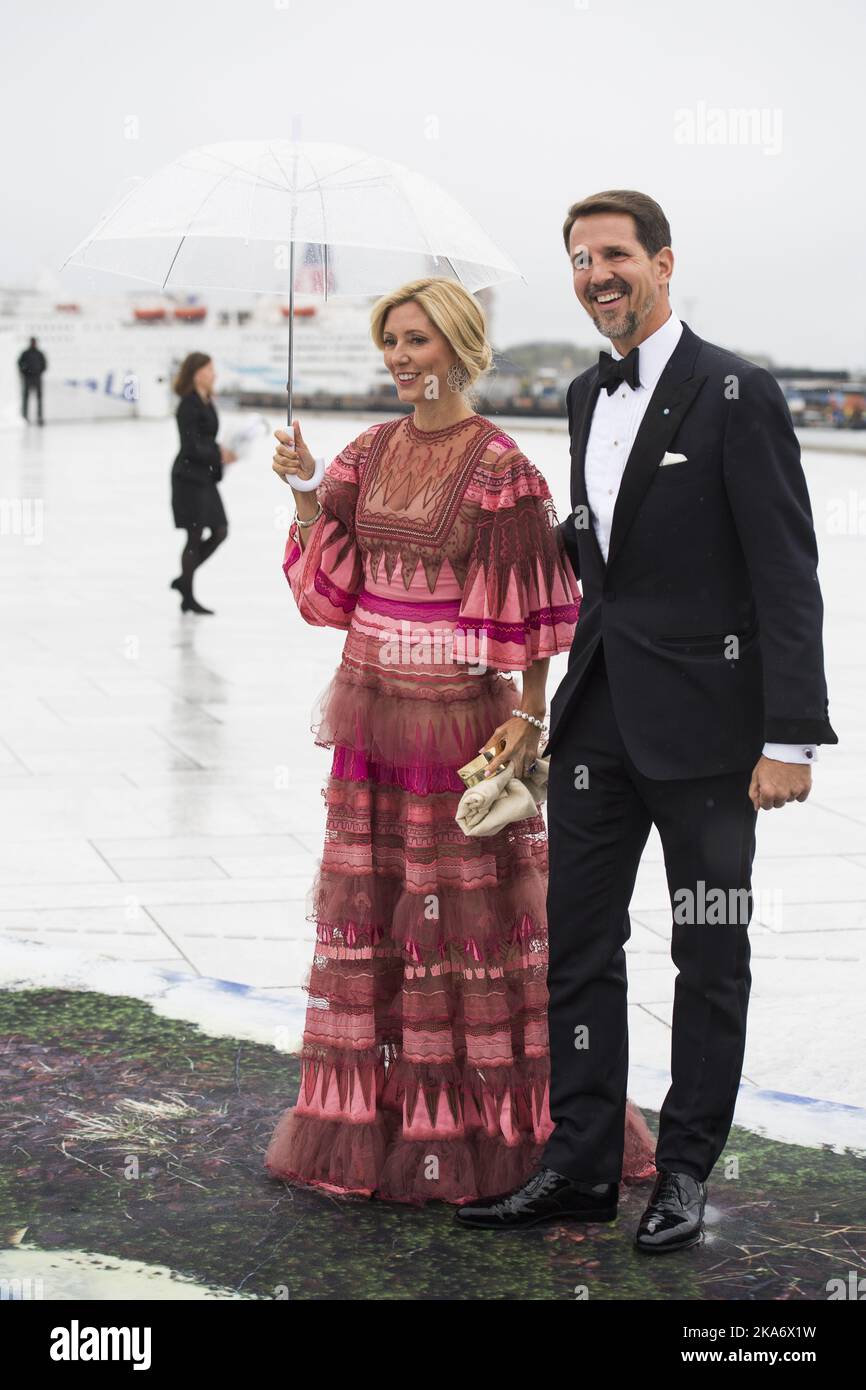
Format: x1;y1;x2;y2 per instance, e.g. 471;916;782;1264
382;301;457;401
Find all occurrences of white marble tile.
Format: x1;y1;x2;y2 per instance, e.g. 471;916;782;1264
751;855;866;903
0;921;185;963
104;857;229;881
209;855;317;878
0;876;313;910
145;899;317;986
0;839;119;885
91;833;309;859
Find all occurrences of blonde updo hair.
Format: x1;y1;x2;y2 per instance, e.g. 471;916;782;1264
369;277;494;402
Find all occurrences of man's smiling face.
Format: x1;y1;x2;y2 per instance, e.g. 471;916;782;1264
568;211;673;347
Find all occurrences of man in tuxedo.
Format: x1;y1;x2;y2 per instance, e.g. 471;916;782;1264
455;189;838;1251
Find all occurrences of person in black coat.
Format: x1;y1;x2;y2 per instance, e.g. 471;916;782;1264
170;352;237;614
18;337;47;425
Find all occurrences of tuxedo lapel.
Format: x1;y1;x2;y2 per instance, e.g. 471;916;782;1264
569;375;605;572
570;321;708;574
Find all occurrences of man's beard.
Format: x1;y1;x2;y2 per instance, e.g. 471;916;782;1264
593;288;656;340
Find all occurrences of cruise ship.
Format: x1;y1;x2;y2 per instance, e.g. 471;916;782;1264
0;272;395;424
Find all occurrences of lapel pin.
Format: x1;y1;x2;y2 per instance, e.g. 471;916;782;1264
662;407;670;415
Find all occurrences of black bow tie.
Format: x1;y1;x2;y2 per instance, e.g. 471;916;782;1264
597;346;640;395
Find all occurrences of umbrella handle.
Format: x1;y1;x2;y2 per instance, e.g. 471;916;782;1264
284;429;327;492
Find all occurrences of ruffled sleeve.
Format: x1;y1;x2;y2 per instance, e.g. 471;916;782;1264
281;426;377;629
455;442;581;671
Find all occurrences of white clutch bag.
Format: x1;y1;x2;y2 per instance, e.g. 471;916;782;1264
455;756;550;837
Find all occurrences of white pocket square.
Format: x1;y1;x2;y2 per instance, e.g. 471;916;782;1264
659;451;688;467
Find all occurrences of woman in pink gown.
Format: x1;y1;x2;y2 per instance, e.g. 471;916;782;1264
264;278;656;1205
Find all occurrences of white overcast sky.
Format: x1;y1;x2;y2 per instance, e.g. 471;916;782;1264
5;0;864;368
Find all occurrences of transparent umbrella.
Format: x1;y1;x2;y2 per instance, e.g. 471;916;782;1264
60;138;524;483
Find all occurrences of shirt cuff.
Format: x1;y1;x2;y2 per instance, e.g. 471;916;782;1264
762;741;818;764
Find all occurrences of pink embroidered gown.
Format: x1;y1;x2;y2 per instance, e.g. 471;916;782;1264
264;411;657;1204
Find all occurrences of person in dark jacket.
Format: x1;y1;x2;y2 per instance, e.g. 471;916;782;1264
18;337;47;425
170;353;237;614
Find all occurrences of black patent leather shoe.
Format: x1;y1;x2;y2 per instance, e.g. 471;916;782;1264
453;1167;618;1230
634;1170;706;1253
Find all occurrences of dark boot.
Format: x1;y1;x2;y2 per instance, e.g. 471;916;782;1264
180;593;214;615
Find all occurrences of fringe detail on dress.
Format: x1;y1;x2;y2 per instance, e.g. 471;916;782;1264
306;863;550;964
265;1048;656;1204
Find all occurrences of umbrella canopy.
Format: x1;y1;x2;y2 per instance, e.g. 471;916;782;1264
60;138;524;296
61;138;524;463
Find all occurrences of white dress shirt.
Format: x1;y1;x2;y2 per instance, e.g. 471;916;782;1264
584;306;816;766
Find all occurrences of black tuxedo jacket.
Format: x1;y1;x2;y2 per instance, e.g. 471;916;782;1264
541;320;838;779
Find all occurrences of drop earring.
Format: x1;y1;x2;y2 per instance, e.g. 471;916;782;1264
446;361;470;393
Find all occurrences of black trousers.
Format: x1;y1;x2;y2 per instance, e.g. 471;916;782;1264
541;641;757;1184
21;376;43;422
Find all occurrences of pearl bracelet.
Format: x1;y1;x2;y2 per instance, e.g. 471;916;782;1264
511;707;548;734
295;502;323;528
